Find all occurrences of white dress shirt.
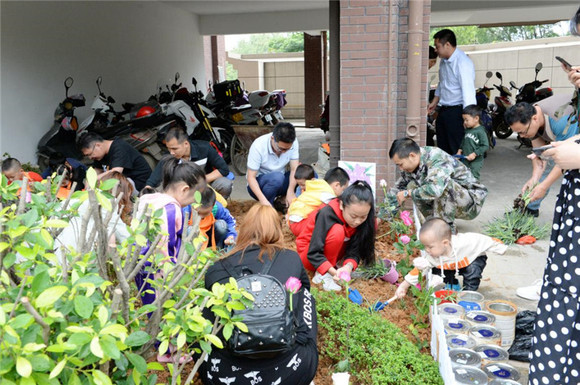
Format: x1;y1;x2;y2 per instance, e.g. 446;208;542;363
435;47;476;108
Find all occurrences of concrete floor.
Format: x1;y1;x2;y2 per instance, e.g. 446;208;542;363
229;126;555;383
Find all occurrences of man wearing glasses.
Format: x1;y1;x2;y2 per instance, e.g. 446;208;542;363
246;122;299;208
504;100;578;217
78;132;152;192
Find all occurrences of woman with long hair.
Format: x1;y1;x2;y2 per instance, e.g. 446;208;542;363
200;204;318;385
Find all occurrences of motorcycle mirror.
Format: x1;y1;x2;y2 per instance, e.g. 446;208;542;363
64;77;73;97
495;72;503;80
96;76;103;94
192;77;197;87
175;72;180;84
535;62;543;72
486;71;493;79
509;80;517;89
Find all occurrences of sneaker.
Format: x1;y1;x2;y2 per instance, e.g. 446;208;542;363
516;279;542;301
445;283;461;291
312;271;324;284
322;274;342;292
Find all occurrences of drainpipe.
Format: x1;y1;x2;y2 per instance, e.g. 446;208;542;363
329;0;340;167
406;0;425;140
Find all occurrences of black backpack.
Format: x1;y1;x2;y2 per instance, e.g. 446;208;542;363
220;252;296;359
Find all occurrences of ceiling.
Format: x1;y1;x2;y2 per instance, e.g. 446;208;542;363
163;0;580;35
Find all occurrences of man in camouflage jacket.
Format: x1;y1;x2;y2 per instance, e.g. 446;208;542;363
388;138;487;227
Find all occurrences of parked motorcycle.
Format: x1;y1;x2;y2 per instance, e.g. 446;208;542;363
37;77;86;170
490;71;514;139
475;71;496;149
510;62;553;147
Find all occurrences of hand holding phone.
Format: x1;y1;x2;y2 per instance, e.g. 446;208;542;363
556;56;573;71
531;144;554;156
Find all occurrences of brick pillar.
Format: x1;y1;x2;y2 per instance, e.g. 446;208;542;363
339;0;431;190
203;35;226;84
304;33;324;127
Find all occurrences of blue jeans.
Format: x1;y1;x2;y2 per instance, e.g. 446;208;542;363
527;158;555;211
207;219;228;249
247;171;290;204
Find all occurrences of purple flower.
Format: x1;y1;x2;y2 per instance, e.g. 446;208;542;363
285;277;302;294
400;211;413;226
338;271;351;283
400;235;411;245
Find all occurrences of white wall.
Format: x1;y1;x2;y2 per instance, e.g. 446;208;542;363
1;1;206;164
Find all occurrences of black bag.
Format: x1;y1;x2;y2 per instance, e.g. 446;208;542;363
220;252;296;359
213;80;243;104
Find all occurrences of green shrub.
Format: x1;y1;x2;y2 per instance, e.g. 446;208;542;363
315;289;443;385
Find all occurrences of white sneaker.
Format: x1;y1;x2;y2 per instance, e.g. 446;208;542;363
516;279;542;301
322;274;342;292
312;271;324;284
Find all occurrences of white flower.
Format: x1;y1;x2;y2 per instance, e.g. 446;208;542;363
379;179;387;188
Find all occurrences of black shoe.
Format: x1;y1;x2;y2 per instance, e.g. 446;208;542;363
524;207;539;217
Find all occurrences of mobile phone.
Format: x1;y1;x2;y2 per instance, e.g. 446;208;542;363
531;144;554;156
556;56;573;71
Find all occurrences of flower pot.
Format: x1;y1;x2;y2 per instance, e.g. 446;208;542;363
332;372;351;385
380;258;399;284
435;289;457;304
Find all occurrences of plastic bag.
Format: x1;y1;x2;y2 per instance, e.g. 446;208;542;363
508;310;536;362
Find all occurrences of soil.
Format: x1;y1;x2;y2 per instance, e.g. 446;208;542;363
153;201;431;384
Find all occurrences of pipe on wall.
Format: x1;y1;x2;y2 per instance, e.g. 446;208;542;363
329;0;340;167
406;0;425;140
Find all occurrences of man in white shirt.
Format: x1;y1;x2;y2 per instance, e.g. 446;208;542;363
246;122;300;207
428;29;476;155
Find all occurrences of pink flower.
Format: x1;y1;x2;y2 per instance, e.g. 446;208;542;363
285;277;302;294
400;211;413;226
338;271;351;283
399;235;411;244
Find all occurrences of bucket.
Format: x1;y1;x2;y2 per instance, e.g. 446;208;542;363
332;372;350;385
485;300;517;348
438;303;466;320
458;291;485;311
449;348;482;369
453;366;488;385
483;363;521;382
473;345;509;366
380;259;399;284
466;311;496;327
447;334;477;350
435;289;458;304
489;379;521;385
469;326;502;346
444;318;472;335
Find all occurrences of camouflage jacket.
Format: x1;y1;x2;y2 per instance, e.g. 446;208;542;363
395;146;482;201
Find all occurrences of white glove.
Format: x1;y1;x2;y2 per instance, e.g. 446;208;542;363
413;256;430;270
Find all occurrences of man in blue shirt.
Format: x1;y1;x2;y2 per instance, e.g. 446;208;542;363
246;122;299;207
505;99;579;216
428;29;476;155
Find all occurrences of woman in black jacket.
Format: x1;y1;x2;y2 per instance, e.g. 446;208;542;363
200;204;318;385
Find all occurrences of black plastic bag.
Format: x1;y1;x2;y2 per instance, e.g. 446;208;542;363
508;310;536;362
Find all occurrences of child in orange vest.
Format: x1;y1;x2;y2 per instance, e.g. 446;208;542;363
194;187;237;250
1;157;43;185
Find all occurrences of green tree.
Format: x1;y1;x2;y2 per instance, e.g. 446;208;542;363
225;62;238;80
430;24;563;45
231;32;304;54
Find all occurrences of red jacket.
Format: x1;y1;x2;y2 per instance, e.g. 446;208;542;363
296;198;359;274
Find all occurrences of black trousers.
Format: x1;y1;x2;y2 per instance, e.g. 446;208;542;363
435;105;465;155
432;255;487;291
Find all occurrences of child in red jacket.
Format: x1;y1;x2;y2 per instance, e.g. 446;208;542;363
296;181;376;291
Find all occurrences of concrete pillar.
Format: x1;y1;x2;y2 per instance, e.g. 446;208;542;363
304;33;324;128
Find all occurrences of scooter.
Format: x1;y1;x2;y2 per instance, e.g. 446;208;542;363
475;71;495;149
511;62;553;148
490;71;514;139
37;77;86;170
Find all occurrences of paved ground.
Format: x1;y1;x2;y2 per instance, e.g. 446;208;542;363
229;124;556;382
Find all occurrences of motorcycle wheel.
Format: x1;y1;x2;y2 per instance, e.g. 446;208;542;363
494;121;512;139
230;134;248;176
517;135;532;148
218;128;233;164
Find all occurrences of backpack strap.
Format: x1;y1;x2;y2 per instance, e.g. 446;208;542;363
260;250;280;275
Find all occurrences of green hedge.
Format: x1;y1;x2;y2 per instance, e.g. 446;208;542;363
315;289;443;385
